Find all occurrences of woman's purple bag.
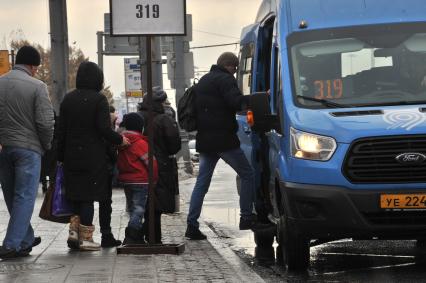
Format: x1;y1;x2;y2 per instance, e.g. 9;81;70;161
52;165;73;217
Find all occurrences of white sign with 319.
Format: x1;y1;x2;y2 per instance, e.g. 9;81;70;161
110;0;186;36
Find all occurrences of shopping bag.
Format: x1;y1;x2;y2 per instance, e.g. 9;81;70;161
39;182;70;224
52;165;73;217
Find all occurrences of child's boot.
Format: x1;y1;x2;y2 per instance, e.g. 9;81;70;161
123;227;145;245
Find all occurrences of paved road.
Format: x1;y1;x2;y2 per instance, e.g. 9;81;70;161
180;161;255;254
0;175;264;283
182;160;426;282
3;159;426;282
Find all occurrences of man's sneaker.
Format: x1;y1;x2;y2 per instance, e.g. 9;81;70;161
185;225;207;240
20;236;42;254
239;216;274;231
0;246;29;259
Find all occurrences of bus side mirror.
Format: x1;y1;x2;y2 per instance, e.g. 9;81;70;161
247;92;280;133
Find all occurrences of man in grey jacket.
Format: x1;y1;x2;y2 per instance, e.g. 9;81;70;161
0;45;54;259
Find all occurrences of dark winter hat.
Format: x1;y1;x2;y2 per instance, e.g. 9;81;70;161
15;45;41;66
122;112;144;133
76;61;104;92
217;52;238;68
152;86;167;102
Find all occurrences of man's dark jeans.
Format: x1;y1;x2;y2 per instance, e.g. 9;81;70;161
187;147;255;228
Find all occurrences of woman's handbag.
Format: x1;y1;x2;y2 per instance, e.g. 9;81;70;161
52;165;73;217
39;165;72;223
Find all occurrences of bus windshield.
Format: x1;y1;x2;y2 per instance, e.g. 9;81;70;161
289;23;426;108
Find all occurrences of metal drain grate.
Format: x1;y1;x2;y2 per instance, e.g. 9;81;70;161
0;263;64;273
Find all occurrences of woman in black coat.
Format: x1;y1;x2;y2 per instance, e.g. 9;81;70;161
57;61;127;251
137;87;181;243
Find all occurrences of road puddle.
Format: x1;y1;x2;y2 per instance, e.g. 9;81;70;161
200;205;256;255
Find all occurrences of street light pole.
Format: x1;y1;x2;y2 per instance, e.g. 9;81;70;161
97;31;104;70
174;36;193;174
49;0;69;113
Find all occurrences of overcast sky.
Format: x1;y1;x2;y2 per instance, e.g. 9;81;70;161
0;0;261;102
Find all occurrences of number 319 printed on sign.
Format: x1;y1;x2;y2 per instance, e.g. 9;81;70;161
136;4;160;18
110;0;185;35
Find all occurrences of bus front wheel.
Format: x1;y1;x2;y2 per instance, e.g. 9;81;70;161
278;215;310;271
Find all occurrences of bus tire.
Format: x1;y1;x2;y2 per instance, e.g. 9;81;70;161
278;215;310;271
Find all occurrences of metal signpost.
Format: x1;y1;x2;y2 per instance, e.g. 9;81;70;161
123;57;143;113
110;0;186;255
124;57;143;112
99;12;194;174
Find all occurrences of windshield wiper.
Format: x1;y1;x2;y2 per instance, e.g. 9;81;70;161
354;100;426;107
297;95;351;108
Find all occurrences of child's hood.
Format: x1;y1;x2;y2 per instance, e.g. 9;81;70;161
122;130;148;145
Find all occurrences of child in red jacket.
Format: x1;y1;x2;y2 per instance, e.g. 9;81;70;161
117;113;158;244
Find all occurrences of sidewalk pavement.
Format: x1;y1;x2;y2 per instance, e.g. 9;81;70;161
0;176;264;283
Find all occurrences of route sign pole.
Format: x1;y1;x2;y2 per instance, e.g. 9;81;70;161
111;0;186;255
142;35;156;244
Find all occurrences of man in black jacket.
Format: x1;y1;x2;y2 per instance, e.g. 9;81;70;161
185;52;269;240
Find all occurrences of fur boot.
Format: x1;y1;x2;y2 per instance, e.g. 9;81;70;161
79;224;101;251
67;215;80;250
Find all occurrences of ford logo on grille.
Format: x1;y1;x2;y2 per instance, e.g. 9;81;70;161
395;153;426;165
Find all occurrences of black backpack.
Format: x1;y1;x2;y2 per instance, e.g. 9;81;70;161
178;83;197;132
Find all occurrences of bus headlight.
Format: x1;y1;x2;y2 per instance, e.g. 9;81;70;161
290;128;336;161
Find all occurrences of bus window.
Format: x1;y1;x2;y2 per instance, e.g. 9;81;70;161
238;43;254;95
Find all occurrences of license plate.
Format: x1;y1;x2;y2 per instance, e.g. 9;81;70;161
380;194;426;209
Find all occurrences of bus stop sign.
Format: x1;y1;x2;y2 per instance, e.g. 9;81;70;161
110;0;186;36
